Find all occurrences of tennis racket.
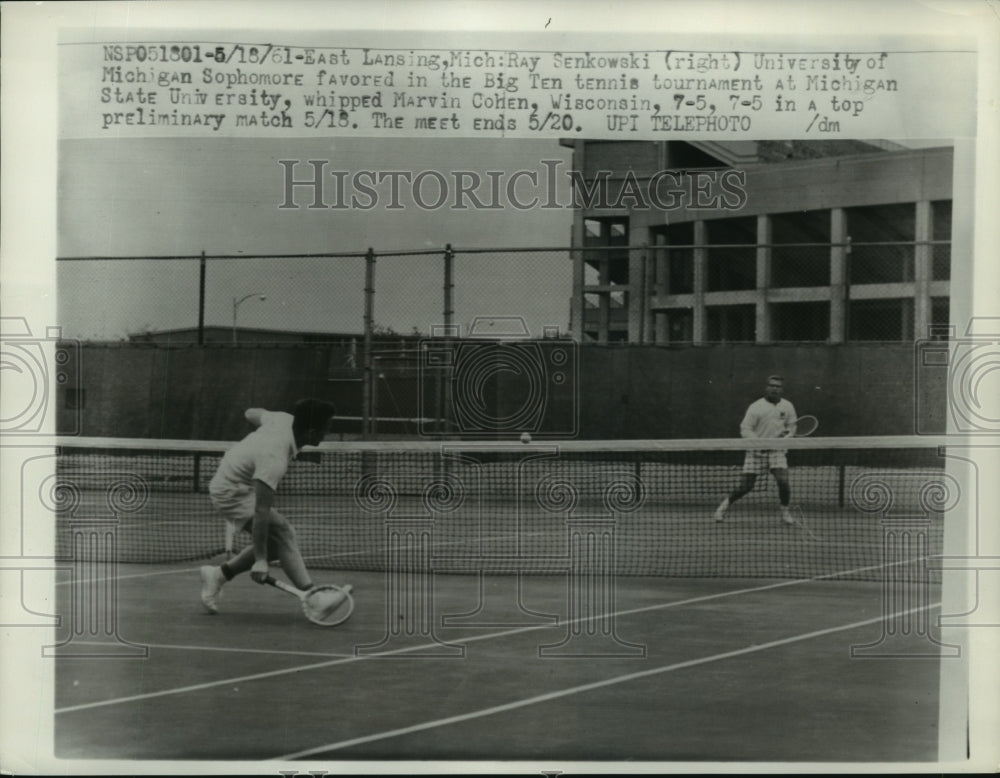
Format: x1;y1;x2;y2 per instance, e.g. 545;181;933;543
791;414;819;437
786;505;823;541
262;575;355;626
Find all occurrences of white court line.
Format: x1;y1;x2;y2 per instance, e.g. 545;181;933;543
53;566;201;586
54;566;899;715
61;640;349;659
274;602;941;761
51;531;555;586
54;550;932;589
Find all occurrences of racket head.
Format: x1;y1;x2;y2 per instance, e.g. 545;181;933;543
794;415;819;437
301;584;354;627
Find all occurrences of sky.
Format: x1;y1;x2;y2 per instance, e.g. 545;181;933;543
57;136;956;341
58;137;576;339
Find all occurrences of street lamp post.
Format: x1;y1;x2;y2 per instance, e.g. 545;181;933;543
232;293;267;343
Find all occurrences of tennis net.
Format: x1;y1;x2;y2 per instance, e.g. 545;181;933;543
52;435;955;581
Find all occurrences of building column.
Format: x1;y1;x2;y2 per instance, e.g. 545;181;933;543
642;243;655;343
692;220;707;343
829;208;848;343
914;200;932;341
654;236;668;343
755;214;772;343
570;224;586;341
628;245;646;343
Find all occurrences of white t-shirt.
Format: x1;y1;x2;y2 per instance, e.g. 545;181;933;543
209;410;299;496
740;397;797;439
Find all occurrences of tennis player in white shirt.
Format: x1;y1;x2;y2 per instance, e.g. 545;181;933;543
715;375;799;525
199;398;336;613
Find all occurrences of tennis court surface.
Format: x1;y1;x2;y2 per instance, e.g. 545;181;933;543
50;436;959;763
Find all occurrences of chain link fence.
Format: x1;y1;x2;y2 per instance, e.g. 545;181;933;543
58;234;951;351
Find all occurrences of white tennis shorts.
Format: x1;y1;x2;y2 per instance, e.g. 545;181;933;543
742;450;788;474
209;485;255;532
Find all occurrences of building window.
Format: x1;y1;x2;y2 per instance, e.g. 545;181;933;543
706;304;756;342
848;298;914;341
930;297;950;339
771;210;831;288
706;217;756;292
650;223;694;295
846;203;915;284
771;301;830;342
658;308;693;343
932;200;951;281
584;217;630;285
582;217;630;343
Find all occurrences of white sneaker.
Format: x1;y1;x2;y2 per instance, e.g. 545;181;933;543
200;565;225;613
780;508;798;526
714;500;728;522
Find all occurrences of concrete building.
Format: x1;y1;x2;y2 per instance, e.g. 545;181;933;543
563;140;953;344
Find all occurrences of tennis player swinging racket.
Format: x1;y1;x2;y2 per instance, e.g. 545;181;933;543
199;398;347;617
715;375;804;526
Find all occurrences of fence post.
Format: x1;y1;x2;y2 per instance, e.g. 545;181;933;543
692;221;707;343
362;248;376;440
443;243;454;329
440;244;455;434
197;251;206;345
830;210;847;343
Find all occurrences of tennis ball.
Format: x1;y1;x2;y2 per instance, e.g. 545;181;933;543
520;432;532;444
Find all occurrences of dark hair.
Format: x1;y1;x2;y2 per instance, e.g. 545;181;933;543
767;375;784;384
292;398;336;431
